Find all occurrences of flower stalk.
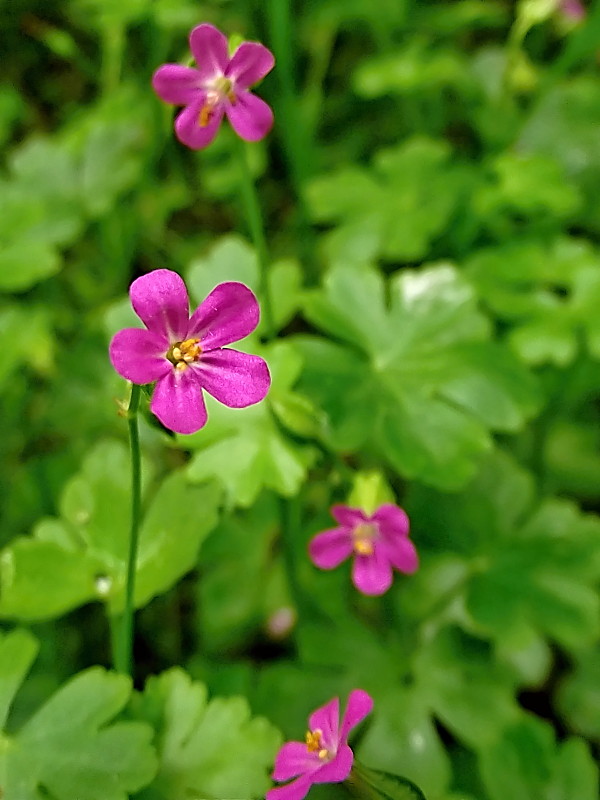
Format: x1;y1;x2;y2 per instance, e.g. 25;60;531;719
115;381;142;676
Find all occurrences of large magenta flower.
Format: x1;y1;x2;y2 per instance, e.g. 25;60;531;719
109;269;270;434
267;689;373;800
309;504;418;596
152;23;275;149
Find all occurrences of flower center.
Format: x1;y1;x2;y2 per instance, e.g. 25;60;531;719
305;729;331;761
199;76;236;126
167;338;202;371
352;522;378;556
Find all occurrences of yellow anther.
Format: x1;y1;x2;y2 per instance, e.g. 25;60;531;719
199;106;213;127
305;729;322;752
354;538;374;556
168;338;202;368
318;748;329;760
352;522;378;556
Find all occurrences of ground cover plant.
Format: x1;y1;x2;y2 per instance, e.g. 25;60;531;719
1;1;599;798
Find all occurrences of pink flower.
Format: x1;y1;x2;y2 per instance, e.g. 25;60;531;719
309;504;418;596
152;23;275;149
109;269;270;434
267;689;373;800
560;0;586;21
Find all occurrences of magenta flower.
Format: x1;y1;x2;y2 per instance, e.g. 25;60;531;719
152;23;275;149
109;269;270;434
267;689;373;800
309;504;418;596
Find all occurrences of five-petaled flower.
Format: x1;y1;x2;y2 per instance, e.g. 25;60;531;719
267;689;373;800
309;504;418;596
152;23;275;149
109;269;270;434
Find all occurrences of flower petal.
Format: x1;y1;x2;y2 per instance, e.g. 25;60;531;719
309;529;353;570
352;548;393;596
382;537;419;574
226;42;275;88
109;329;171;384
130;269;189;340
174;99;224;150
150;369;207;435
226;90;274;141
331;505;367;529
187;282;260;348
266;775;313;800
312;744;354;784
372;503;410;538
189;24;228;80
340;689;374;741
194;348;270;408
309;697;339;751
272;742;322;781
152;64;201;105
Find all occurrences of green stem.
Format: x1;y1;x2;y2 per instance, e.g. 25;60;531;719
100;22;125;96
264;0;318;283
234;137;275;337
115;382;142;675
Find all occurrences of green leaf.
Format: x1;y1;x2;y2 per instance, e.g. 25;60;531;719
0;440;221;620
197;493;280;653
0;631;156;800
0;240;61;292
186;234;303;334
356;688;450;799
557;647;600;739
414;626;520;748
306;137;469;262
465;236;600;365
408;450;600;649
0;306;29;385
298;263;540;489
0;629;39;729
518;77;600;228
131;668;281;800
479;717;599;800
473;152;581;236
185;342;317;506
348;762;427;800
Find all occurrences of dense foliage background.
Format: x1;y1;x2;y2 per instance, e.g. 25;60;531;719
1;1;599;798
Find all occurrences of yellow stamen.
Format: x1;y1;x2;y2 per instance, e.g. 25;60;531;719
354;538;374;556
168;338;202;369
352;522;378;556
318;748;329;760
305;729;322;752
199;106;213;127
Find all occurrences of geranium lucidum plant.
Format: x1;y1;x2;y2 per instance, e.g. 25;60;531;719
309;504;418;595
109;269;270;434
267;689;374;800
152;23;275;149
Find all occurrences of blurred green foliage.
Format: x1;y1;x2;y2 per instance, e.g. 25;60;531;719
1;0;599;799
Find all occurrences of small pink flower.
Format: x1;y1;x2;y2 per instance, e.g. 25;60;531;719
560;0;586;22
309;504;418;596
152;23;275;149
267;689;373;800
109;269;270;434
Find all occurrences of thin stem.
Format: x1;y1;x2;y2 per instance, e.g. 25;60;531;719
264;0;318;283
100;22;125;96
115;382;142;675
234;136;274;336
